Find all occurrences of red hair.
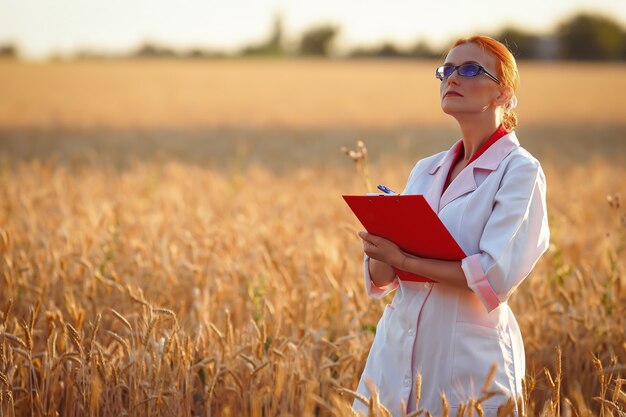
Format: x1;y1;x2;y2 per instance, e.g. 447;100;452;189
452;35;519;131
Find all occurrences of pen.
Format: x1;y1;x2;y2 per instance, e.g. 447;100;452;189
377;184;397;194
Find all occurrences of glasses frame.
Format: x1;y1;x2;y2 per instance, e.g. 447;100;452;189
435;63;500;84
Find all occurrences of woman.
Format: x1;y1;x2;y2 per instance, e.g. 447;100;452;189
353;36;550;416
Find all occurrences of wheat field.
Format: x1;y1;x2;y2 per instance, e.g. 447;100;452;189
0;59;625;416
1;59;626;129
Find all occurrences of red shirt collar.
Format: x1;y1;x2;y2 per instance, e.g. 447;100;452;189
465;124;509;165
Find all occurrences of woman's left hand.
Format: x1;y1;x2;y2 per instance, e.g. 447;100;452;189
358;231;407;269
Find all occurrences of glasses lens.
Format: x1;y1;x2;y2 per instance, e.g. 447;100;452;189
436;65;455;79
458;64;481;77
435;66;446;79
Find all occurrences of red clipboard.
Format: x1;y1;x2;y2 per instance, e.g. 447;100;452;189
343;194;466;283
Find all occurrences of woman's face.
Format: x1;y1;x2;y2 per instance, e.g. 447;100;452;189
439;42;505;118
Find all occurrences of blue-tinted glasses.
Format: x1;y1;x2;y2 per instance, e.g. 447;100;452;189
435;63;500;84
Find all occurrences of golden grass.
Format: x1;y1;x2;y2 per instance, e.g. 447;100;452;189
1;59;626;129
0;151;624;416
0;58;624;415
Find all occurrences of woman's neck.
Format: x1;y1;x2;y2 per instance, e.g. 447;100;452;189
457;116;501;162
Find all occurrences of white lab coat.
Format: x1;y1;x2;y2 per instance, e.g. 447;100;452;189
353;132;550;417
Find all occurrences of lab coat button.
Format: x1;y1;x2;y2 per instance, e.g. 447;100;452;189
403;377;411;387
408;328;415;336
424;283;432;290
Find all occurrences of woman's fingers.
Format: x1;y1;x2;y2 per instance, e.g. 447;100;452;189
358;231;377;246
358;231;403;267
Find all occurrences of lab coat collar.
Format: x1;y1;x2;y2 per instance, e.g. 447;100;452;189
428;141;461;175
425;131;520;212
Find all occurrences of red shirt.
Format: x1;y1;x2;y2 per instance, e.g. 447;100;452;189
443;125;509;193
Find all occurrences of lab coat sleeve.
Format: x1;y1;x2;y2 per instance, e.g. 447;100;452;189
363;255;399;299
461;157;550;312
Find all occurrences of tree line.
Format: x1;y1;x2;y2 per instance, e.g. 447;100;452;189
273;12;626;60
1;12;625;61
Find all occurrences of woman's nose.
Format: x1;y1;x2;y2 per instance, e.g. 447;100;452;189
447;74;459;86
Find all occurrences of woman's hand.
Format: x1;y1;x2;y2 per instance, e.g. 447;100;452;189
358;231;407;269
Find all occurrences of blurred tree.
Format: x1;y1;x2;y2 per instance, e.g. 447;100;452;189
557;13;625;60
299;25;339;56
496;27;542;59
375;42;402;58
347;46;375;58
0;44;17;58
134;42;178;58
187;48;224;59
407;41;440;59
241;14;284;56
348;40;439;59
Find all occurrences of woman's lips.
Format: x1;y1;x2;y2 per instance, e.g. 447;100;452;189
444;91;463;98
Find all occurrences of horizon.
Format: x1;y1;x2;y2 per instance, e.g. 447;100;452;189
1;0;625;60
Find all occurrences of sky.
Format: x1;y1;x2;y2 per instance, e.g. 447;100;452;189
1;0;626;60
